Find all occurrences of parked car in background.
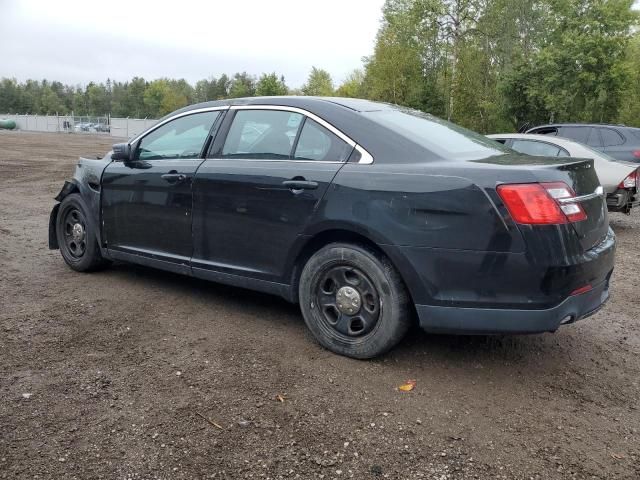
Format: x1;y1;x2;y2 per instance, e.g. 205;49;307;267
49;97;615;358
488;133;639;214
525;123;640;163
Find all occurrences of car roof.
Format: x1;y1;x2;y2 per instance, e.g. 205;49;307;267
171;96;395;115
528;123;626;129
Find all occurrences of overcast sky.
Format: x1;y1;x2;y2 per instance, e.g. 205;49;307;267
0;0;385;88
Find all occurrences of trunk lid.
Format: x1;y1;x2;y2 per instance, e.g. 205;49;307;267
475;154;608;251
529;158;608;251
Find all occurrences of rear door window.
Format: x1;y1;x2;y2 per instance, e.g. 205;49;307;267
601;128;625;147
222;110;303;159
510;139;562;157
586;128;602;148
558;126;590;144
293;119;352;161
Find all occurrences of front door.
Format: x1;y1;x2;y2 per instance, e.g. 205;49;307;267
102;110;221;271
191;107;354;283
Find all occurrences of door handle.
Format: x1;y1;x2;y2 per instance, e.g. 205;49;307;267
282;180;319;191
161;172;187;184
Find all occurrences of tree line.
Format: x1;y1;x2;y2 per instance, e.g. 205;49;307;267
1;0;638;132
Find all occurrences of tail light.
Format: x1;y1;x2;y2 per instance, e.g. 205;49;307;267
497;182;587;225
633;150;640;159
618;169;638;189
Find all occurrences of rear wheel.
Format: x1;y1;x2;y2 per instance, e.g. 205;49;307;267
56;193;109;272
299;243;411;359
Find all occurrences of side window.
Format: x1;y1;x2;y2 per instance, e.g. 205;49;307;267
294;119;353;161
558;126;589;144
530;127;558;136
557;147;570;157
222;110;302;159
601;128;624;147
136;111;219;160
511;139;561;157
586;128;602;148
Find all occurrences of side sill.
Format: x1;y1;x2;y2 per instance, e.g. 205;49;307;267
192;267;295;302
108;249;191;276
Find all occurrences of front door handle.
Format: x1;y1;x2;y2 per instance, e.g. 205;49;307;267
282;180;319;191
161;172;187;184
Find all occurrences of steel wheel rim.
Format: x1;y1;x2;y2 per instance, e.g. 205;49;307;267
314;264;381;340
62;207;87;259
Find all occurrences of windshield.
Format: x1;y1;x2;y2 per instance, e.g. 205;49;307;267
366;108;510;160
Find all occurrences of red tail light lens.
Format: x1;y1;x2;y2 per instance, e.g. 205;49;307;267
618;169;638;189
497;182;587;225
633;150;640;159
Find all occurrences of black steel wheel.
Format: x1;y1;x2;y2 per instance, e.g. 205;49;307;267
299;243;412;359
61;206;87;259
315;265;381;339
56;193;109;272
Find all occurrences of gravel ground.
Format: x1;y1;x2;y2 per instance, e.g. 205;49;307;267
1;131;639;479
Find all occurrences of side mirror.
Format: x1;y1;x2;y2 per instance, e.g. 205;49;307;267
111;143;132;161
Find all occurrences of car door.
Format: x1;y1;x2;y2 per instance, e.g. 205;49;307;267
191;106;354;284
600;127;628;160
101;109;222;272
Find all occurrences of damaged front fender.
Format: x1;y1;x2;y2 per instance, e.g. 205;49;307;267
49;180;80;250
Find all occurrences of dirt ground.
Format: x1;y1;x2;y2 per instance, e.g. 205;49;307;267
0;131;639;480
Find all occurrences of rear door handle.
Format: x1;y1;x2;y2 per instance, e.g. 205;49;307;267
161;172;187;184
282;180;319;191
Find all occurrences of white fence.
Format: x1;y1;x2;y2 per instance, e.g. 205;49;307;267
0;113;158;139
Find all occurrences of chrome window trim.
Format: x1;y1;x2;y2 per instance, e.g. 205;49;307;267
229;104;374;164
129;106;230;144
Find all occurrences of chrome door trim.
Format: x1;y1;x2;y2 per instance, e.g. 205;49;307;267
229;104;374;164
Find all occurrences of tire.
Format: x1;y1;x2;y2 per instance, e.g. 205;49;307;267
298;243;412;359
55;193;109;272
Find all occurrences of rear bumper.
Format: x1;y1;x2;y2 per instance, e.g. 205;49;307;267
416;275;611;334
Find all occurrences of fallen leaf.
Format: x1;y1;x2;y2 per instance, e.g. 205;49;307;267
611;453;625;460
276;394;286;402
398;379;417;392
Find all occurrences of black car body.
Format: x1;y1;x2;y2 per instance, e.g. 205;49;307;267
49;97;615;358
526;123;640;163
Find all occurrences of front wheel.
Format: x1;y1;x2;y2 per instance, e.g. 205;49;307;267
56;193;109;272
299;243;412;359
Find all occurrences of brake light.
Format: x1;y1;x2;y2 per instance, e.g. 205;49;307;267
633;150;640;159
497;182;587;225
618;169;638;189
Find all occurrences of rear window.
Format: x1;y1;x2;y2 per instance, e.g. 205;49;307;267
366;109;509;160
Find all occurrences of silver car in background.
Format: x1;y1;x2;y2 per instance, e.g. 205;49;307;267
488;133;639;214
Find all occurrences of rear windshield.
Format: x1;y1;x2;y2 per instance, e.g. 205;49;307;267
366;108;510;160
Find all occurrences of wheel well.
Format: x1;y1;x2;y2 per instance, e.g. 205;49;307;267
289;229;412;305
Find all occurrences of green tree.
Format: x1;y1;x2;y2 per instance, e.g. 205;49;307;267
255;73;288;96
336;70;366;98
228;72;257;98
618;32;640;127
301;67;334;96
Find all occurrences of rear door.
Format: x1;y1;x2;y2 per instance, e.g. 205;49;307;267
102;110;221;271
191;106;354;283
599;127;628;160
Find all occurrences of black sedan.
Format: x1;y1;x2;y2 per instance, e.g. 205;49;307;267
49;97;615;358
